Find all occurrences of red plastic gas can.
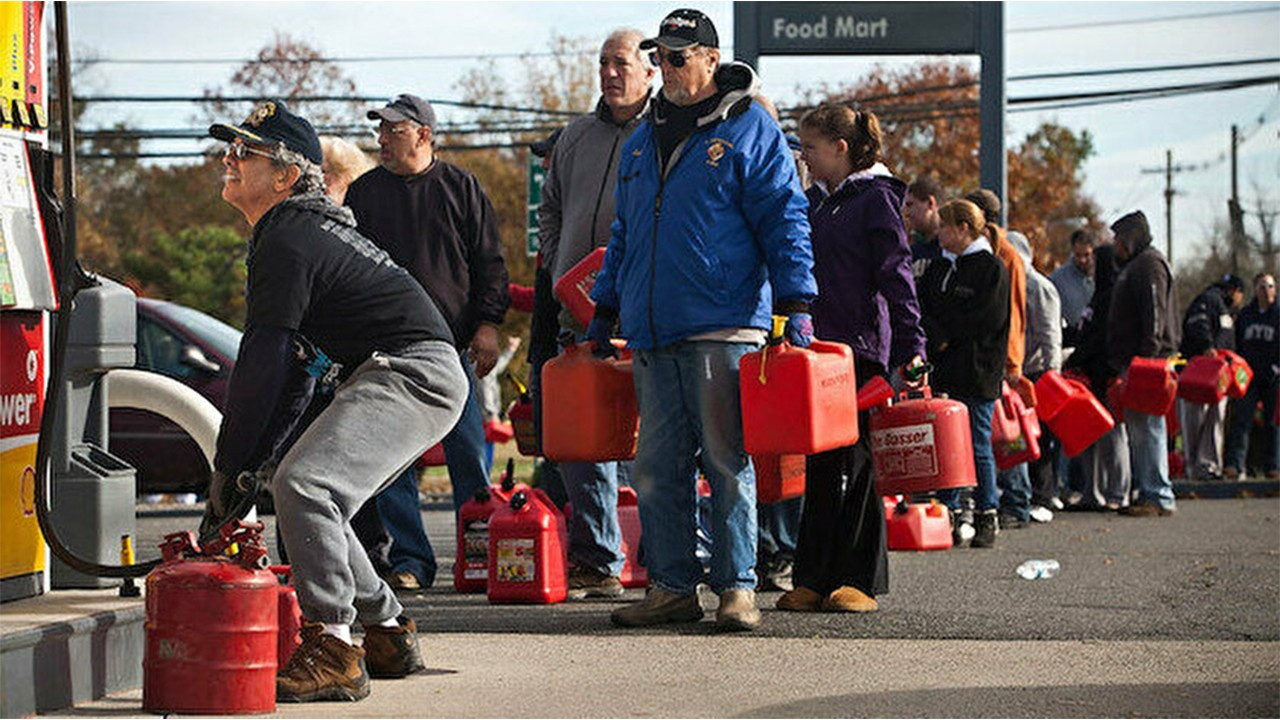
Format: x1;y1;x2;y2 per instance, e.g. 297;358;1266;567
869;387;975;495
740;339;859;455
1218;349;1253;398
1123;357;1177;416
454;487;510;593
857;375;895;410
487;489;568;604
419;442;447;467
883;497;953;551
1036;375;1115;457
507;394;538;456
268;566;303;669
753;454;806;504
542;343;638;462
553;247;607;328
144;525;277;715
992;383;1042;470
1177;354;1229;404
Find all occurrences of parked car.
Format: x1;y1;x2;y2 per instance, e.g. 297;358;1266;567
109;298;239;495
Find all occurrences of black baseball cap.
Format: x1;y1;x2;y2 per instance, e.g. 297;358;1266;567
209;99;322;165
1218;273;1246;293
368;94;437;130
640;9;719;50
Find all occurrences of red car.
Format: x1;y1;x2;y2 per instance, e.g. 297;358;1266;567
109;298;240;495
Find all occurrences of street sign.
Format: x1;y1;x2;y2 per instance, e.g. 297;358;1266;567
526;154;546;258
750;2;978;55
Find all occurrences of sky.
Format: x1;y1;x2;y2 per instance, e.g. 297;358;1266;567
62;0;1280;265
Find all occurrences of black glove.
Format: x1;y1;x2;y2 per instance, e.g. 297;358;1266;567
199;469;255;539
585;306;619;359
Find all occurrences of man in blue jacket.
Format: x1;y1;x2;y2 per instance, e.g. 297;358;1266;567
589;9;817;631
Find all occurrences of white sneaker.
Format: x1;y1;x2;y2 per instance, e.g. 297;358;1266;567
1029;505;1054;523
958;522;976;542
1049;496;1065;511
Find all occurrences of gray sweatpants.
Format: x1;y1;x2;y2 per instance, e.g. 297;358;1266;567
274;341;467;626
1179;397;1227;479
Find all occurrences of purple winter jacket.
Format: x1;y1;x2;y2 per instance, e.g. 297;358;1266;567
806;170;927;372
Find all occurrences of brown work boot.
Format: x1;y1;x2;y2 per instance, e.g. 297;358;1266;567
610;587;703;627
566;566;625;600
776;586;823;612
362;616;425;679
1121;502;1175;517
277;623;370;703
822;586;879;613
716;589;762;631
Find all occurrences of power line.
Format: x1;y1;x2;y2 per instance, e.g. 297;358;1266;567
1009;75;1279;113
1009;56;1280;82
69;93;581;117
1008;4;1280;34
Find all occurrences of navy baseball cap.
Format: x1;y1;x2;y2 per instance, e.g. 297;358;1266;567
640;9;719;50
368;94;437;130
209;99;322;165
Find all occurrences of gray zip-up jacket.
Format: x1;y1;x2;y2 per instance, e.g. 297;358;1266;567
538;92;651;332
1008;231;1063;377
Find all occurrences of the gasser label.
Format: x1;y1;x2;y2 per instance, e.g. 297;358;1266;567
870;422;938;478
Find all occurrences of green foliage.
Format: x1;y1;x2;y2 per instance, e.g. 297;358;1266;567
122;225;247;327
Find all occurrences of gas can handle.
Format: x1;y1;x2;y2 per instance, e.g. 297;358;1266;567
897;385;933;401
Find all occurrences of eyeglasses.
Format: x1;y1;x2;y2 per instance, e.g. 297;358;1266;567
224;143;274;161
373;122;420;138
651;49;699;68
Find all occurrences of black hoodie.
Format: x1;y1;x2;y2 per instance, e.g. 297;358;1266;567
1107;211;1180;372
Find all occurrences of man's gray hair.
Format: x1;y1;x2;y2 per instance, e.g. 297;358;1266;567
271;144;326;196
603;28;648;62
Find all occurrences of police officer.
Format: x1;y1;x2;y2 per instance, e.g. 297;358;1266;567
206;100;465;702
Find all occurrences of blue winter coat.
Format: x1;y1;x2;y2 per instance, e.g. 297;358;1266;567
590;63;817;350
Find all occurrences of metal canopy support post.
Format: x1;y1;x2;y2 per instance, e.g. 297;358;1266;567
734;2;760;68
978;2;1007;225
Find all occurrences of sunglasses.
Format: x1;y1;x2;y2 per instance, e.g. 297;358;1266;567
650;49;698;68
224;142;274;161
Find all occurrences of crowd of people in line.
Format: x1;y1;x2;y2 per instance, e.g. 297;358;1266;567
192;7;1279;704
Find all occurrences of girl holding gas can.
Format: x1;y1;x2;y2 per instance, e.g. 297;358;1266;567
917;199;1011;547
775;104;927;613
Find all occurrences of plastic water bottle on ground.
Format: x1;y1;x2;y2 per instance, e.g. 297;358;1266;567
1016;559;1060;579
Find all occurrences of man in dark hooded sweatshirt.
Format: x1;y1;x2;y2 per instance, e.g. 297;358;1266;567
1107;210;1180;515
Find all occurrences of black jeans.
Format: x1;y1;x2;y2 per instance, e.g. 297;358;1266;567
791;359;889;598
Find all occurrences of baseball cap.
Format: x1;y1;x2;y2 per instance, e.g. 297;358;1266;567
965;188;1002;224
209;99;322;165
640;9;719;50
1218;273;1245;293
368;94;437;130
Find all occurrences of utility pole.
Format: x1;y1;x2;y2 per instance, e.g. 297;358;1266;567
1165;150;1174;264
1228;124;1244;275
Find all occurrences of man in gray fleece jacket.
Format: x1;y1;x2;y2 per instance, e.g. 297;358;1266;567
536;28;654;599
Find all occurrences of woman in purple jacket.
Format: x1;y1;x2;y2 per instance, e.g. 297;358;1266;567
776;104;927;613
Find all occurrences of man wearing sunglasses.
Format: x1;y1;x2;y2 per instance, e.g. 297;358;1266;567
344;94;510;593
208;100;464;702
590;9;816;632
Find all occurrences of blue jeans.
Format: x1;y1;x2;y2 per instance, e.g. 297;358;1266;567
1224;381;1279;474
632;341;759;595
939;398;998;512
758;495;802;562
1125;408;1174;510
562;460;625;576
377;352;490;583
997;462;1031;521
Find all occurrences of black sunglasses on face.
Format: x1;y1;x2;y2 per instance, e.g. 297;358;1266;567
651;49;696;68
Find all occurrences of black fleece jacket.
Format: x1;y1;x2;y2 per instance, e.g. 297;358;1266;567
918;247;1011;400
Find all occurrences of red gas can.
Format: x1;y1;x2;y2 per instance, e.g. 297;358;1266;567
869;387;975;496
144;523;277;715
1123;357;1177;416
753;454;806;504
1177;354;1229;404
553;247;607;328
418;442;446;467
616;486;647;588
269;566;303;669
740;339;859;455
542;343;638;462
857;375;895;410
883;497;953;551
992;383;1041;470
1040;377;1114;457
1219;349;1253;398
454;487;511;593
1035;370;1076;420
508;395;538;456
487;489;568;604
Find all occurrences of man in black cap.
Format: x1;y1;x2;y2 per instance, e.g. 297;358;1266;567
344;94;510;591
1178;273;1246;480
1107;209;1180;515
207;100;464;701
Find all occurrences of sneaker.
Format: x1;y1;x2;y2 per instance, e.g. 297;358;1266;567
998;513;1027;530
1049;496;1065;511
388;571;422;592
566;566;625;600
821;586;878;613
610;587;703;627
776;586;823;612
949;507;975;547
756;557;795;592
1028;505;1054;523
1223;466;1240;481
277;624;370;703
715;589;761;631
970;510;999;548
1121;503;1175;517
361;617;425;679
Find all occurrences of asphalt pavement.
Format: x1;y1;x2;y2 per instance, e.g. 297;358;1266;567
75;496;1278;717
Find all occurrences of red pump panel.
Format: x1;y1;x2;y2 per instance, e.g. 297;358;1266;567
740;339;859;456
